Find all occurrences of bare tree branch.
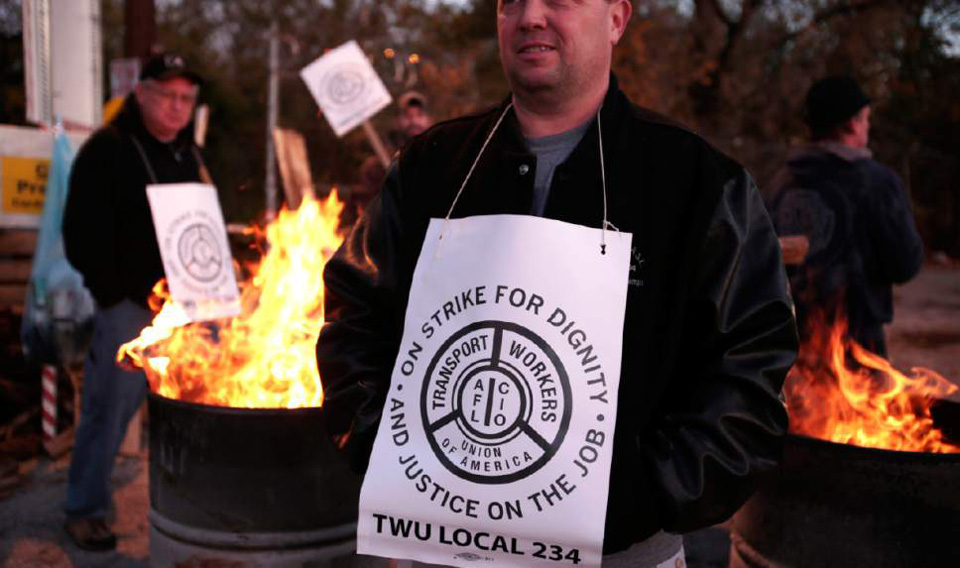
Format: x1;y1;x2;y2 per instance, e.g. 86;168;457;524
714;0;765;86
780;0;890;47
689;0;766;119
708;0;735;27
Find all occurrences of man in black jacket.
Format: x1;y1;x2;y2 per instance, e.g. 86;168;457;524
766;76;923;356
317;2;797;566
61;53;205;551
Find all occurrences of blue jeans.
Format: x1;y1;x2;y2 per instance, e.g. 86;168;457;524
65;300;153;520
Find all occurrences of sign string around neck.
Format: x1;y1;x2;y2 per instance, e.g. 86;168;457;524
437;102;619;257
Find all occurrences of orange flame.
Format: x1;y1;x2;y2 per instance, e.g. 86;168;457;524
785;310;959;453
119;193;344;409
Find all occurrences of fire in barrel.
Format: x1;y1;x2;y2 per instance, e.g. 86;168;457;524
120;193;345;409
785;310;958;454
119;194;362;566
731;309;960;567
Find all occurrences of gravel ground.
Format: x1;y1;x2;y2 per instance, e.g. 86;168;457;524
0;452;148;567
1;266;956;568
887;266;960;392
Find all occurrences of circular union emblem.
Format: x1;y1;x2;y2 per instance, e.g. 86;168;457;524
176;222;223;283
326;67;366;105
421;321;572;484
774;188;836;258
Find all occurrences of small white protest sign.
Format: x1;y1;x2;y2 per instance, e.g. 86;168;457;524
300;40;393;137
146;183;240;321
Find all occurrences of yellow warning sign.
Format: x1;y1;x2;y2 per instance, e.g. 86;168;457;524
1;156;49;215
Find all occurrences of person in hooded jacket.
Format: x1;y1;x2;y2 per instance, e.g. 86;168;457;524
61;53;206;551
766;75;924;357
316;2;797;567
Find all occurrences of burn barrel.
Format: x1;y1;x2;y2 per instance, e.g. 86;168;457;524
148;392;362;567
730;434;960;568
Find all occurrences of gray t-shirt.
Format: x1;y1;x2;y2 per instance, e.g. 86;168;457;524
525;121;685;568
525;119;594;216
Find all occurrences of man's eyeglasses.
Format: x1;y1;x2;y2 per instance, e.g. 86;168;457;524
145;83;198;106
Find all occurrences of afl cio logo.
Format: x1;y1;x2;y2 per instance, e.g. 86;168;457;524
422;321;571;484
326;67;365;105
177;222;223;283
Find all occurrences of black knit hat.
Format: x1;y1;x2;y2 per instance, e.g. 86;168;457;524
805;75;871;137
139;53;203;85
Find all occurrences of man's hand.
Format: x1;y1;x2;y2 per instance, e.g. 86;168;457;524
779;236;809;266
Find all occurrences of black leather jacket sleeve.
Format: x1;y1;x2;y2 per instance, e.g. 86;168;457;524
638;170;797;533
317;164;406;471
63;131;124;308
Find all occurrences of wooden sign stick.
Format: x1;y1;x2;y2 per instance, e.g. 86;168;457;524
362;120;392;169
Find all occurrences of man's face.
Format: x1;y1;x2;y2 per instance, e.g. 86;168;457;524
497;0;629;100
398;105;431;139
850;106;871;148
136;76;198;142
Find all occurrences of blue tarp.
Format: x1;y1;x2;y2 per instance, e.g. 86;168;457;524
21;127;94;366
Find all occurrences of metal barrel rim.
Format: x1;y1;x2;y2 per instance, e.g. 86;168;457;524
149;509;357;551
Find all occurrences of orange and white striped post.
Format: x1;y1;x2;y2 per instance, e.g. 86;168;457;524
41;365;58;441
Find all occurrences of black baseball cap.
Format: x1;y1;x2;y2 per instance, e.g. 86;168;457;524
139;53;203;85
805;75;871;137
397;91;427;110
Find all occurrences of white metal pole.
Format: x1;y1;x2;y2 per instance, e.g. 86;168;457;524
265;20;279;219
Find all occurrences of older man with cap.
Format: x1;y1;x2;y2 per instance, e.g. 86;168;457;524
318;2;797;566
767;75;924;357
62;52;207;551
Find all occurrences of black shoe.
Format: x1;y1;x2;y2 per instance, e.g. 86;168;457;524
65;518;117;551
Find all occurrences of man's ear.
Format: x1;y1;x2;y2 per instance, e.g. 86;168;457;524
610;0;633;45
840;116;858;135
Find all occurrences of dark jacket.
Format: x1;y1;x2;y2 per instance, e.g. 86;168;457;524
766;143;923;355
316;77;798;553
63;94;205;308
